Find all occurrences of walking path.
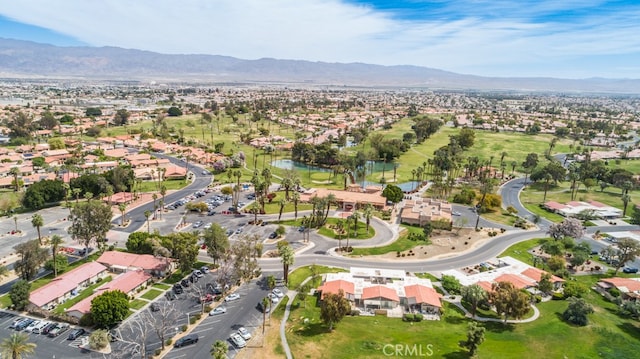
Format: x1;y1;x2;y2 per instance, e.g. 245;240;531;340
280;276;313;359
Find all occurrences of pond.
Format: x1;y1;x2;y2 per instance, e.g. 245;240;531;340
271;159;395;174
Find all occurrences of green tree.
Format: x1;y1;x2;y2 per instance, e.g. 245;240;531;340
49;234;64;276
9;280;31;311
461;321;485;357
537;273;554;295
562;297;594;326
461;284;487;317
563;281;588;298
362;204;373;232
68;200;112;255
89;329;109;350
613;237;640;275
547;256;566;272
9;167;21;192
490;281;531;323
44;255;68;275
279;244;295;285
382;184;403;204
14;240;48;281
210;340;229;359
91;290;129;328
31;213;44;245
261;296;270;334
0;333;36;359
144;210;152;233
441;274;462;294
113;109;130;126
161;232;199;273
522;153;539;185
320;290;351;331
202;223;230;265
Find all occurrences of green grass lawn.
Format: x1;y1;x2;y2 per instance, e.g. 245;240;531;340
140;289;163;301
53;276;113;314
152;283;171;290
262;201;313;215
287;265;348;290
350;225;429;256
317;218;375;240
162;270;185;284
138;179;188;192
129;298;149;310
498;238;547;265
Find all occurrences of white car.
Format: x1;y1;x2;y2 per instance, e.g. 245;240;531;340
225;293;240;302
193;270;204;278
230;333;247;348
209;306;227;316
272;288;284;298
25;320;42;333
268;293;279;303
237;327;252;341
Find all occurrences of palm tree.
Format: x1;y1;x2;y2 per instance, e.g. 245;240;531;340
152;193;158;219
31;213;44;245
118;203;127;227
324;193;337;223
622;193;632;216
336;219;345;252
292;192;300;220
50;234;64;277
9;167;20;192
280;245;295;284
160;184;167;220
277;198;287;222
144;210;151;233
261;296;270;333
362;204;373;233
210;340;228;359
0;333;37;359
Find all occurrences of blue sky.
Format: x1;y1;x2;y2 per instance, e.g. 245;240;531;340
0;0;639;79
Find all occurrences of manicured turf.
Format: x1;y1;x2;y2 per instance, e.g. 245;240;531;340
350;225;429;255
140;289;163;300
287;265;347;290
152;283;171;290
137;178;188;192
262;201;313;215
129;298;149;310
498;238;546;265
53;276;113;314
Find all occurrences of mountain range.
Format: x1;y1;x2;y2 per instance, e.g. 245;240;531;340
0;38;639;93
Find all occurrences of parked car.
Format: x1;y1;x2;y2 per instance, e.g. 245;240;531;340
174;334;199;347
268;293;279;303
150;302;161;312
198;294;215;304
209;306;227;316
201;266;210;273
68;328;86;340
237;327;252;341
166;291;178;300
48;324;70;337
230;333;247;348
10;318;29;329
623;267;639;273
32;320;51;334
193;270;204;278
268;232;278;239
225;293;240;302
173;284;184;294
181;279;191;287
14;319;34;331
272;288;285;298
41;322;58;335
258;301;270;313
193;221;204;228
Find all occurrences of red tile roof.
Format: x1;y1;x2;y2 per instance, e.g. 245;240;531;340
600;277;640;292
97;251;171;272
404;284;442;307
521;267;565;283
318;280;355;299
30;262;108;307
494;273;535;290
362;285;400;302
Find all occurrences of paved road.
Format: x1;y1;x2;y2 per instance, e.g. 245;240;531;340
111;153;212;233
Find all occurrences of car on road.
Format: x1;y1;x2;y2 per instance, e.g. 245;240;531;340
230;333;247;348
209;306;227;316
201;170;209;175
225;293;240;302
272;288;285;298
623;267;639;273
174;334;199;347
237;327;252;341
68;328;86;340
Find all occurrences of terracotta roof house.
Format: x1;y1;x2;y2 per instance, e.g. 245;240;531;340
318;280;355;301
301;187;387;211
404;284;442;314
520;267;565;290
65;270;152;318
597;277;640;300
362;285;400;309
400;198;452;226
97;251;174;277
494;273;536;290
29;262;109;310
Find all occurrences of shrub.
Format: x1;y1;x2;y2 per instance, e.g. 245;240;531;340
350;310;360;316
552;292;565;300
79;313;95;327
166;338;173;346
413;313;423;322
181;325;188;332
609;287;621;298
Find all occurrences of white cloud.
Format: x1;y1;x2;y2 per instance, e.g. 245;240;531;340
1;0;639;78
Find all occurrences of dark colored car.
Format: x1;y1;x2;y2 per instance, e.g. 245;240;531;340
150;302;160;312
268;232;278;239
182;278;192;287
48;324;69;337
41;322;58;335
173;284;184;294
68;328;86;340
14;318;34;331
623;267;639;273
174;334;198;347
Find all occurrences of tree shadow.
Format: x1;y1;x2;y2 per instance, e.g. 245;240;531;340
444;315;466;325
484;321;515;333
618;322;640;341
442;349;470;359
296;322;329;337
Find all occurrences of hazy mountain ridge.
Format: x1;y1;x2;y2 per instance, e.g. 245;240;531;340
0;38;639;93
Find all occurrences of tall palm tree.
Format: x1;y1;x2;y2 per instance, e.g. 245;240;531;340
160;184;167;220
336;219;345;252
622;193;632;216
9;167;20;192
277;198;287;222
50;234;64;277
144;210;151;233
461;284;488;318
118;203;127;226
362;204;373;233
261;296;270;333
280;245;295;284
324;193;337;224
152;193;158;219
31;213;44;245
210;340;228;359
292;192;300;220
0;333;37;359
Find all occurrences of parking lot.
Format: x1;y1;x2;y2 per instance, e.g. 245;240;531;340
0;311;93;359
